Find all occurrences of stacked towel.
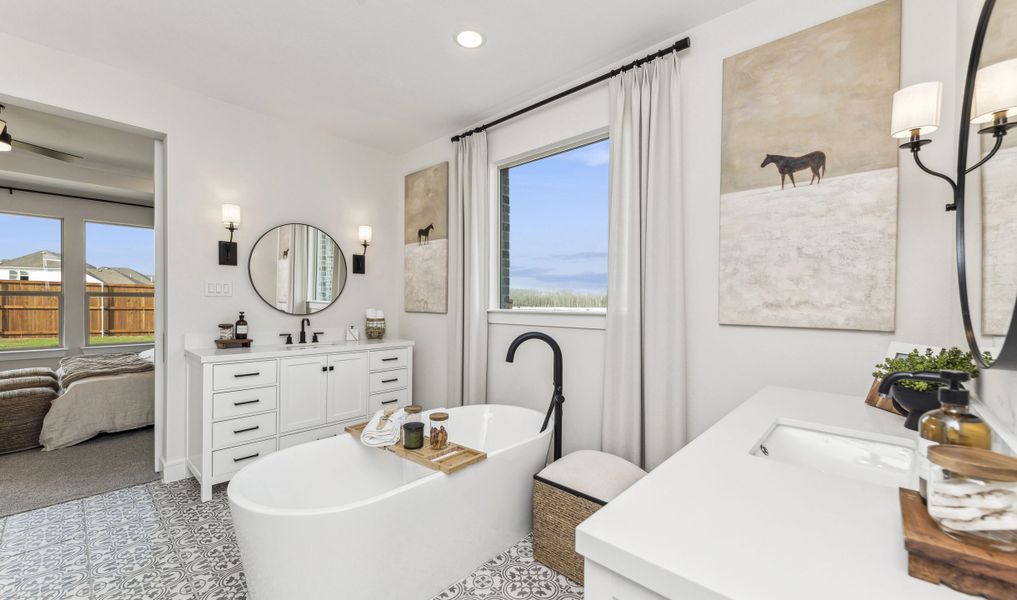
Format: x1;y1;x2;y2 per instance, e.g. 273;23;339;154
360;408;406;447
929;479;1017;532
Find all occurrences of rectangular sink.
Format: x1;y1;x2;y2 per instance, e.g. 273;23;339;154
752;420;916;489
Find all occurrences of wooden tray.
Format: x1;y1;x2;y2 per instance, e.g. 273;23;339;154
900;488;1017;599
345;421;486;474
215;338;253;349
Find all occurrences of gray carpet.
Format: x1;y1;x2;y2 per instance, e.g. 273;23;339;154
0;427;157;518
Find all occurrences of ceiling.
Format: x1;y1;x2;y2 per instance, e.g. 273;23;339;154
0;103;155;205
0;0;751;153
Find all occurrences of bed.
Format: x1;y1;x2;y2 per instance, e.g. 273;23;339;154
39;350;155;451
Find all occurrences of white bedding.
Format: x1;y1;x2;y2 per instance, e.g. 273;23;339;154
39;370;155;451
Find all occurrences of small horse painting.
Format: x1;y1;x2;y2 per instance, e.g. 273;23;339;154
760;151;827;190
417;224;435;245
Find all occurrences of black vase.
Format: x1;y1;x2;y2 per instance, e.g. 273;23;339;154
890;385;941;431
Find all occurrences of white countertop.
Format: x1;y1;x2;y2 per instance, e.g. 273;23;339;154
576;386;967;600
184;338;414;363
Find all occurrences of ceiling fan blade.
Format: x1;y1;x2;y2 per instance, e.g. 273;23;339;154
11;139;84;162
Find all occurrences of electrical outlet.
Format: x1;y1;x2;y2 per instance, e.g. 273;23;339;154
204;280;234;297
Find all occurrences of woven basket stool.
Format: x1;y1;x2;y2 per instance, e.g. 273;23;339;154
533;450;646;584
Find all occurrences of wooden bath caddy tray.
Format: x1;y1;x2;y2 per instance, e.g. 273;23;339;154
345;421;486;474
900;488;1017;599
214;338;254;349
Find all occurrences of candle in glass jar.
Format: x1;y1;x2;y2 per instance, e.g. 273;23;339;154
403;422;424;450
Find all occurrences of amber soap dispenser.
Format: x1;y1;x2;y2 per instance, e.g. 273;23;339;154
917;370;992;497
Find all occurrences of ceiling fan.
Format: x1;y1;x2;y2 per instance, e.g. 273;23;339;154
0;104;83;163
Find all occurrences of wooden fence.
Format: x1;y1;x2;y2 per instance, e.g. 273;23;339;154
0;280;154;339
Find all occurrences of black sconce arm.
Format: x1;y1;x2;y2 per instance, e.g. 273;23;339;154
965;134;1004;175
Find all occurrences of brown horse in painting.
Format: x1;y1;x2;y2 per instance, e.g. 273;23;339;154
760;151;826;190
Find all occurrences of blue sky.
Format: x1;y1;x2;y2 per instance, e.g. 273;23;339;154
506;138;609;294
0;214;154;276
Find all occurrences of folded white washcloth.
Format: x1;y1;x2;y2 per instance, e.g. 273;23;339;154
361;408;406;447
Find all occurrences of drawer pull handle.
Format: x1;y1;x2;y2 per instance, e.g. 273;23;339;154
317;434;337;440
233;453;260;463
321;366;328;372
234;372;260;378
233;425;260;434
382;357;398;362
329;366;335;371
382;378;398;383
233;399;260;406
381;399;398;405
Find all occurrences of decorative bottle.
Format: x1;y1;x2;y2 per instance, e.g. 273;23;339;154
235;311;249;340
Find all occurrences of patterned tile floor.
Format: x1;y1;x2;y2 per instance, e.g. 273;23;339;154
0;478;583;600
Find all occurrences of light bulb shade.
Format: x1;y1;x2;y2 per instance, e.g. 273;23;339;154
221;203;241;227
891;81;942;138
358;225;373;244
972;58;1017;124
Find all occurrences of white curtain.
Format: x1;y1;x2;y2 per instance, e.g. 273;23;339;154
449;132;489;406
602;53;685;470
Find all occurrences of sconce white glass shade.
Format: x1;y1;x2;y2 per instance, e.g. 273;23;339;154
891;81;942;138
972;58;1017;124
358;225;373;244
221;203;241;227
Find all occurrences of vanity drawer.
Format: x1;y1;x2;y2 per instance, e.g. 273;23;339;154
369;348;408;371
212;438;276;478
212;386;277;420
369;388;409;414
213;360;277;391
278;423;344;450
212;412;277;450
369;369;407;394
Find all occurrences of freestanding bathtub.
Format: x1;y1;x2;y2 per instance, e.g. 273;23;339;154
228;404;552;600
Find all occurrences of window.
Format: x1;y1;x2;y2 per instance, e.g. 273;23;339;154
310;229;335;302
498;138;609;310
85;222;155;346
0;213;63;351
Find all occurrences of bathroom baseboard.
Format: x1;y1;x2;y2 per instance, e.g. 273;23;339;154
160;457;191;483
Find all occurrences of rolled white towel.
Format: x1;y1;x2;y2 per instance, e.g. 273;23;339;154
361;408;406;447
930;487;1017;511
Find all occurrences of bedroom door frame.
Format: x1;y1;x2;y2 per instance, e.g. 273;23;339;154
154;137;167;474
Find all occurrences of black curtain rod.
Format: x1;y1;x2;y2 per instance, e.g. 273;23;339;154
2;185;152;209
450;37;690;143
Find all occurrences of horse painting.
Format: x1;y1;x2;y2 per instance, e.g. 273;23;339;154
760;151;826;190
417;224;435;245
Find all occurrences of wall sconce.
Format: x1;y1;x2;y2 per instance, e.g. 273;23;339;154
353;225;371;274
219;203;241;265
891;60;1017;211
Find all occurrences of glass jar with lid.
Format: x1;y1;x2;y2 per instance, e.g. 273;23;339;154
429;412;449;450
404;405;423;424
927;445;1017;552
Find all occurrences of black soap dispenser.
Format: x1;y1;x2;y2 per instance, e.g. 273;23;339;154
916;371;992;498
235;311;248;340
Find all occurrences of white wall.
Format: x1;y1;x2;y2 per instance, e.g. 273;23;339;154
399;0;990;459
0;190;154;370
0;34;402;476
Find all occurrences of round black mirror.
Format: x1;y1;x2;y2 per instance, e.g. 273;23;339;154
248;223;347;315
956;0;1017;370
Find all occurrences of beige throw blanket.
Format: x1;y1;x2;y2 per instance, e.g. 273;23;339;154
59;353;154;388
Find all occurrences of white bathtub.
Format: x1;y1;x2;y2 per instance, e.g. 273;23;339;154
228;404;552;600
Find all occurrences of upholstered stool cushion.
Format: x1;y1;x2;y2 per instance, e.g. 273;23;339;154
0;387;59;454
532;450;646;584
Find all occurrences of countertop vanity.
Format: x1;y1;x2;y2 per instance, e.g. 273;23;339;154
185;339;414;501
577;387;972;600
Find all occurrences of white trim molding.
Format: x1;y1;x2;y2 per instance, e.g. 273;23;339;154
488;309;606;331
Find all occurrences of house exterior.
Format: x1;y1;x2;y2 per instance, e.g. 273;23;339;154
0;250;152;285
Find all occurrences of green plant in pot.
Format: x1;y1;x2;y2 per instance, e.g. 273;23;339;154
872;348;987;430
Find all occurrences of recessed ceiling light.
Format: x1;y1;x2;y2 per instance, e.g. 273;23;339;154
455;30;484;49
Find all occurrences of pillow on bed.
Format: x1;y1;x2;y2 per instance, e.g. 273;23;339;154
0;367;57;381
0;376;61;393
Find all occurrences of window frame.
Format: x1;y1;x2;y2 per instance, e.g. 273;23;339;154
83;220;155;349
0;212;65;354
493;132;611;314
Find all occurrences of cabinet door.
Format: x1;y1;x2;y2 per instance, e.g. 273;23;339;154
326;352;368;423
279;355;327;432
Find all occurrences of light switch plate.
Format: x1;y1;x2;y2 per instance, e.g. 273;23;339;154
204;280;234;297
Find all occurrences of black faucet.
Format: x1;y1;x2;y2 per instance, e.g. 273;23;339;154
506;331;564;461
299;318;310;344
